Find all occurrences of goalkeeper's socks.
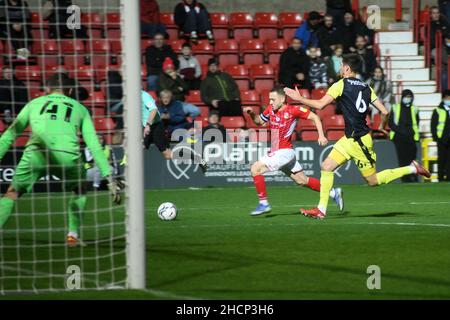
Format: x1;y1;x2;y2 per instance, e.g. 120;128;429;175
68;196;87;234
253;175;267;203
376;166;414;185
0;197;15;228
318;171;334;214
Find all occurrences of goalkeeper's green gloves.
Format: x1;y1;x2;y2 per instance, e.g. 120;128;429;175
107;176;125;205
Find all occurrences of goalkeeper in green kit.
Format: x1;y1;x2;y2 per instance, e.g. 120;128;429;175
0;74;123;247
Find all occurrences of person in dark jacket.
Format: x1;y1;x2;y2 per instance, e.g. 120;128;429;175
158;89;191;133
0;0;32;53
388;89;420;182
431;90;450;181
294;11;321;50
0;66;28;121
278;37;310;89
350;35;376;80
318;14;342;57
174;0;214;44
42;0;88;39
200;58;242;117
53;66;89;101
430;6;449;51
326;0;351;28
145;32;179;91
140;0;166;39
341;11;373;52
157;57;189;102
202;110;227;143
105;70;124;129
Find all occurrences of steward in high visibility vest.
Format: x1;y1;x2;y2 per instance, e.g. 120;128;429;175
388;89;420;182
431;90;450;181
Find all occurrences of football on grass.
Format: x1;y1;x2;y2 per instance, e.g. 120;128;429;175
157;202;177;221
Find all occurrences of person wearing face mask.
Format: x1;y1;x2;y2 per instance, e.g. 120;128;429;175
431;90;450;181
388;89;420;182
366;66;392;131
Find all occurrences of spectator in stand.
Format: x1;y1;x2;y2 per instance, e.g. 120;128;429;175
341;11;373;52
366;66;392;124
145;32;179;91
294;11;321;50
0;66;28;122
430;6;449;52
140;0;166;39
439;0;450;21
350;35;376;80
442;32;450;91
0;0;32;58
105;69;124;129
202;110;227;143
327;44;343;83
178;42;201;90
158;89;191;133
431;90;450;181
53;66;89;101
307;46;329;89
200;58;242;117
388;89;420;183
278;37;310;89
42;0;88;39
318;14;342;58
326;0;351;28
157;57;189;102
174;0;214;45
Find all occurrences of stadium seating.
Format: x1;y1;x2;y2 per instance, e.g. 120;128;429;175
239;39;264;65
323;115;345;130
326;130;345;140
278;12;302;41
240;90;260;106
300;130;319;141
106;12;120;29
229;12;254;41
265;39;288;68
192;40;214;66
159;12;178;39
84;91;106;108
70;65;95;80
254;12;279;41
215;39;239;67
186;90;205;106
225;65;250;91
221;116;246;129
243;106;261;128
15;65;41;81
316;104;336;118
210;12;229;40
250;64;275;92
167;39;184;53
311;88;327;100
87;39;111;53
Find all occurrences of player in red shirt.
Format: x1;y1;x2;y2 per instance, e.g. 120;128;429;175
244;86;344;215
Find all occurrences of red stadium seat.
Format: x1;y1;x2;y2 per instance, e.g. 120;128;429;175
186;90;204;105
229;12;254;41
225;65;250;91
86;92;107;109
239;39;264;66
31;29;49;42
259;89;271;106
265;39;288;68
95;65;121;82
250;64;275;92
215;39;239;67
140;39;152;53
243;106;261;128
32;39;57;54
30;12;47;29
300;130;318;141
198;106;209;118
60;39;85;53
278;12;302;41
14;136;29;147
192;40;214;65
167;39;184;53
254;12;279;41
240;90;260;106
81;12;103;29
64;55;87;68
70;65;95;80
311;88;327;100
106;28;121;41
316;104;336;118
106;12;120;29
160;12;178;39
210;12;229;40
87;39;111;53
221;116;246;129
323;115;345;130
15;65;41;81
296;118;316;132
0;120;4;134
28;88;44;100
326;130;345;140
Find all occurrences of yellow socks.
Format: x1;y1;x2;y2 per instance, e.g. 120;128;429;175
318;171;334;213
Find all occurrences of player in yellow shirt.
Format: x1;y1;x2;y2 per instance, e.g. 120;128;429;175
284;54;430;219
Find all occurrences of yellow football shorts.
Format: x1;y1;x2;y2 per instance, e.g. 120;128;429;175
328;133;377;177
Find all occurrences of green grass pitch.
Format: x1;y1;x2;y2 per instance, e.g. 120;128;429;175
1;183;450;299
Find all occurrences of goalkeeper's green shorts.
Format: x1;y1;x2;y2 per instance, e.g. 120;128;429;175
12;149;86;194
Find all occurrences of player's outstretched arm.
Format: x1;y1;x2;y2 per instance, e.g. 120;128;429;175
372;99;389;116
307;112;328;146
243;107;264;126
0;105;30;160
283;87;334;110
